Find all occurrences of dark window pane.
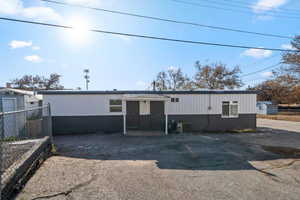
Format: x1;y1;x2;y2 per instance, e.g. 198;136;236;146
222;105;229;116
176;98;179;102
171;98;175;102
110;106;122;112
110;99;122;105
222;102;230;116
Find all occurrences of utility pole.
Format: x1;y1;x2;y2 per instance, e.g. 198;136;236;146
84;69;90;90
152;80;156;91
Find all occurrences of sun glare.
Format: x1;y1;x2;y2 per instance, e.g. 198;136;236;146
65;16;91;45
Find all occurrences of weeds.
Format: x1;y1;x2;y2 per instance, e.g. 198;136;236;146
0;136;18;142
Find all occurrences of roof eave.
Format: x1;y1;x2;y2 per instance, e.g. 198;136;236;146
37;90;258;95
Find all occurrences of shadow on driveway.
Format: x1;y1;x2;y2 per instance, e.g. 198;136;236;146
53;130;300;172
15;129;300;200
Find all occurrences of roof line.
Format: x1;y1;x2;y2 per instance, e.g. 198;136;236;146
38;90;258;95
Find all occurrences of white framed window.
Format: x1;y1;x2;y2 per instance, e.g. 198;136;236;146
222;101;239;118
109;99;122;112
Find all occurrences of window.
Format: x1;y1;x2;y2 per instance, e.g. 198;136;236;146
171;98;179;103
109;99;122;112
222;101;238;118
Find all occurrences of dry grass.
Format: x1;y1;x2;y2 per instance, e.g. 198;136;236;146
278;112;300;115
230;129;257;133
257;113;300;122
262;146;300;156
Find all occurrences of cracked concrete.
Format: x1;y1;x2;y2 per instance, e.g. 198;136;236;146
15;119;300;200
31;173;97;200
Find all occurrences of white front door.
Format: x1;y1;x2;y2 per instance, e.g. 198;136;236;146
2;98;18;138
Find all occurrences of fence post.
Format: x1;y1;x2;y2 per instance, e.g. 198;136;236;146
0;112;3;200
47;103;53;143
0;98;4;138
0;113;4;142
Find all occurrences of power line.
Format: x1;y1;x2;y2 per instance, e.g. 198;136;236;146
241;63;282;78
171;0;300;20
0;17;298;52
249;53;280;67
197;0;300;16
40;0;293;39
216;0;300;13
240;63;282;84
183;0;300;17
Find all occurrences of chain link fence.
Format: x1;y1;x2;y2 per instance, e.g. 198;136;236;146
0;105;52;200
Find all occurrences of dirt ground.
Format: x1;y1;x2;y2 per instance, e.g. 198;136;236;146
257;113;300;122
257;118;300;133
15;119;300;200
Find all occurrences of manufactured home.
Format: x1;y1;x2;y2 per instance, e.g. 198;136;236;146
39;90;257;135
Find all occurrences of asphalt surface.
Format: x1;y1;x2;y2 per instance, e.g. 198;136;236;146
15;121;300;200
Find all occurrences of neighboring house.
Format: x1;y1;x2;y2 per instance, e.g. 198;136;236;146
39;90;257;135
0;88;42;112
256;101;278;115
0;88;42;137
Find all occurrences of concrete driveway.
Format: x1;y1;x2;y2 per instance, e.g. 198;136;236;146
258;118;300;133
16;129;300;200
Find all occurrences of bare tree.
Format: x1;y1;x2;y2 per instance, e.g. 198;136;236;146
154;71;168;91
11;73;64;90
248;71;300;104
282;36;300;78
166;68;192;90
194;61;243;89
251;36;300;104
152;67;192;91
43;73;64;90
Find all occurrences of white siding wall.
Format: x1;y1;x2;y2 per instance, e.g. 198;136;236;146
24;95;40;109
166;94;256;115
44;94;124;116
44;93;257;116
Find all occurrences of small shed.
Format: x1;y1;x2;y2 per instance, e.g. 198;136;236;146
256;101;278;115
0;88;42;138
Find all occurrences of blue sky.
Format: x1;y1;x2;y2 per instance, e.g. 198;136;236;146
0;0;299;90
